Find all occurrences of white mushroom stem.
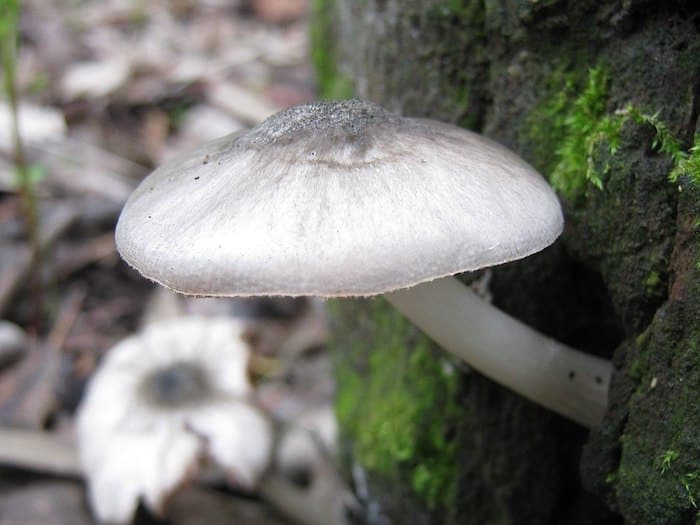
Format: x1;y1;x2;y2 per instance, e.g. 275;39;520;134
385;276;612;428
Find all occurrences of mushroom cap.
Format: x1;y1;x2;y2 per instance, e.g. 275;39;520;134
116;99;563;297
77;317;273;524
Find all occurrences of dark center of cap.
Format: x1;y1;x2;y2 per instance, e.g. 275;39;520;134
236;99;400;164
140;360;211;408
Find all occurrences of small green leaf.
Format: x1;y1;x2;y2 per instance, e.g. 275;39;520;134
10;163;46;188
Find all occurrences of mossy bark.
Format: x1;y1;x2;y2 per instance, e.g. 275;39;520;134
315;2;700;524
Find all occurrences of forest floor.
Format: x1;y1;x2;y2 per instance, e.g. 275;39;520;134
0;1;345;523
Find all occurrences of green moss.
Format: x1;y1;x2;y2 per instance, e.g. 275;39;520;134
658;449;680;475
310;0;353;99
618;403;700;522
617;108;700;267
416;0;487;128
611;107;699;186
529;73;700;198
525;66;622;200
333;298;460;510
430;0;478;19
645;271;661;295
654;450;700;514
526;66;700;272
616;284;700;523
672;135;700;187
587;106;699;191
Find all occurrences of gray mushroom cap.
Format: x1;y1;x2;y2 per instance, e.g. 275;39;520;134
115;99;563;297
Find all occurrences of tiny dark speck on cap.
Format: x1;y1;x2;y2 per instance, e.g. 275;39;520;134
194;176;200;180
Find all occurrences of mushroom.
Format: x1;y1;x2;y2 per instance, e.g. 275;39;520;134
76;316;273;524
115;99;612;428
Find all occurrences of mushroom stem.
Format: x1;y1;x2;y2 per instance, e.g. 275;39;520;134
384;276;612;428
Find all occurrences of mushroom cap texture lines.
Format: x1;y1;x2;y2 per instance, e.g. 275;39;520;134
116;99;563;297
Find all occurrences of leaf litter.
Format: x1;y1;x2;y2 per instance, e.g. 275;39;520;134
0;1;352;524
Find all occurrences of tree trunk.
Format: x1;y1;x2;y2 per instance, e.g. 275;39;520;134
314;1;700;524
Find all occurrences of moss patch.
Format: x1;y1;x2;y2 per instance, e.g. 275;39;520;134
526;65;700;278
525;66;700;202
671;134;700;187
332;298;460;511
310;0;353;99
421;1;488;129
615;287;700;523
524;66;623;200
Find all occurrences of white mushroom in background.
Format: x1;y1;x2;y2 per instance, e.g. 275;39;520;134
115;99;612;428
76;316;273;524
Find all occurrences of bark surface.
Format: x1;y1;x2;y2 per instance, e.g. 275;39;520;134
317;2;700;524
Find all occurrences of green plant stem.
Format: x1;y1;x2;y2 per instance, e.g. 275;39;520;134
2;0;43;332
